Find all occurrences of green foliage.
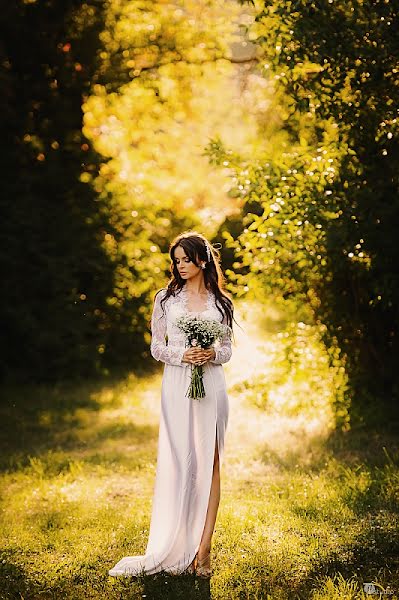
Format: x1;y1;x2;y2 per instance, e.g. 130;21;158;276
215;0;399;414
206;128;346;306
77;0;261;376
0;1;120;381
1;1;243;382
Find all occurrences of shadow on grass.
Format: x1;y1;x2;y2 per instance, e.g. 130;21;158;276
0;551;32;600
116;572;211;600
0;365;160;473
233;534;397;600
259;423;399;473
288;536;398;600
255;424;399;597
0;548;212;600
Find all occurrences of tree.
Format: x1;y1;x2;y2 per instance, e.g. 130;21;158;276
0;0;255;382
209;0;399;418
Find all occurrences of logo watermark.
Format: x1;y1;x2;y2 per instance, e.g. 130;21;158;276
363;582;395;595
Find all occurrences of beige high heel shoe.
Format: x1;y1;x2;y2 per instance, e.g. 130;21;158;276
195;551;212;578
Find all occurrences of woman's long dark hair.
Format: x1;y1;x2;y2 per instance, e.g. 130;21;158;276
154;230;237;339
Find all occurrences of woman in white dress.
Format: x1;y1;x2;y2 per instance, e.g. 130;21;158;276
109;231;235;578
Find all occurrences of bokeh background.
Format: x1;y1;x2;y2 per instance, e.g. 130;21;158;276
1;1;398;598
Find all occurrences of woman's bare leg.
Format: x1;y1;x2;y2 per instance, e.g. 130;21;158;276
197;435;220;558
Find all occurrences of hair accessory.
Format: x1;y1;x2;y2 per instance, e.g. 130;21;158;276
205;241;211;263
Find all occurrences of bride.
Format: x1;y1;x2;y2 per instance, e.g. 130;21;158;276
109;231;235;578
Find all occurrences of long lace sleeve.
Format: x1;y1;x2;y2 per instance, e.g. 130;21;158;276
150;290;186;367
210;312;232;365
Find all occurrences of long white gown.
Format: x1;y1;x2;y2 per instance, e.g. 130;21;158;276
108;285;232;576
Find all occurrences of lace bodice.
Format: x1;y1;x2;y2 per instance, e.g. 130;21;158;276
150;286;232;367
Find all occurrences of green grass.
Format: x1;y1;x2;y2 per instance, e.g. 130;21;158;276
0;367;398;599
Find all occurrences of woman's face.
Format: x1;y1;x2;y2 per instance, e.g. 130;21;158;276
174;245;202;280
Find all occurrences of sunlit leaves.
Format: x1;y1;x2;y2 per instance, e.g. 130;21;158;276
206;129;346;314
233;0;399;404
81;0;275;343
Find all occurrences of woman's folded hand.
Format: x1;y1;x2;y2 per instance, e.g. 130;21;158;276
183;347;216;365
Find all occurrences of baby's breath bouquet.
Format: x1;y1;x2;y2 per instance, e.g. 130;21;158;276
175;315;232;400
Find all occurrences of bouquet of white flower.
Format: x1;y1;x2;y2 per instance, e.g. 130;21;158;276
175;315;232;400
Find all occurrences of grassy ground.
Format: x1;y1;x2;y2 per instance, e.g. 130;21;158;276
1;304;398;599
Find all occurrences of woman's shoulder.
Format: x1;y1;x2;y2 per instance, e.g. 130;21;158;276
154;287;167;303
154;287;182;302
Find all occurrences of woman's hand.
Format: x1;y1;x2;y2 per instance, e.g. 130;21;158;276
198;348;216;365
182;347;216;365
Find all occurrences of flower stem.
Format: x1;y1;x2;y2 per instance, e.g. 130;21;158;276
186;364;205;399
